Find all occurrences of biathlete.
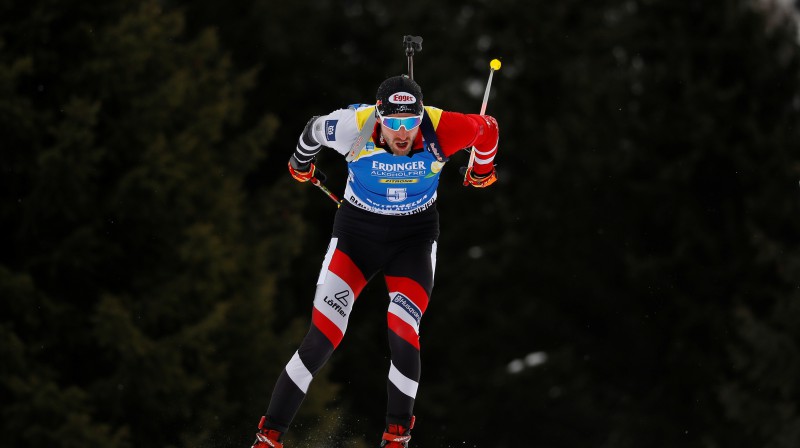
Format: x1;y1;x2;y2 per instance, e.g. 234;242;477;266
251;74;500;448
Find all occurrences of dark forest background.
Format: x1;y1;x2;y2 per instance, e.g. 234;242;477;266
2;1;800;447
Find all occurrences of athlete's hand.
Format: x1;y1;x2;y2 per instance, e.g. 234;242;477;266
288;156;326;183
460;165;497;188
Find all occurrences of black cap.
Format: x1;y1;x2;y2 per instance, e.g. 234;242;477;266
376;75;423;116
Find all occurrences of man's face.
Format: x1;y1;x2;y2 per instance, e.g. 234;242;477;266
378;113;422;157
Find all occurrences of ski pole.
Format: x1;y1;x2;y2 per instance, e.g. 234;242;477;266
464;58;502;180
310;177;342;207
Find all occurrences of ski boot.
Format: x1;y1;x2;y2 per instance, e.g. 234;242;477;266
251;416;284;448
380;416;415;448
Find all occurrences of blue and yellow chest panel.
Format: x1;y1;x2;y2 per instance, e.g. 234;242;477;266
344;106;446;215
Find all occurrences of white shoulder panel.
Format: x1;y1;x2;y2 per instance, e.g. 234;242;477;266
311;109;360;156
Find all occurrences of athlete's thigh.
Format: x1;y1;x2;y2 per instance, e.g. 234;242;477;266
312;234;383;346
383;238;437;295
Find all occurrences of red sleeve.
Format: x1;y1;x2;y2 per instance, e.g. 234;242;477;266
436;111;499;175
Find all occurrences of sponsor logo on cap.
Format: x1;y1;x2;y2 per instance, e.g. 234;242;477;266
389;92;417;104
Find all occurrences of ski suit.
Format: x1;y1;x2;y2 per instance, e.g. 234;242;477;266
263;104;499;432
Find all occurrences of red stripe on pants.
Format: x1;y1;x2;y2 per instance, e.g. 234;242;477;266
387;313;421;350
329;249;367;297
312;308;344;348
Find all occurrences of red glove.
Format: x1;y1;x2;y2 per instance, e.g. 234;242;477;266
287;158;322;183
461;165;497;188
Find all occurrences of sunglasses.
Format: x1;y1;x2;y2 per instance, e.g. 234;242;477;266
376;110;424;131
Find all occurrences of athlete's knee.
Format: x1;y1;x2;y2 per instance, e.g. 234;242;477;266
385;276;430;350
